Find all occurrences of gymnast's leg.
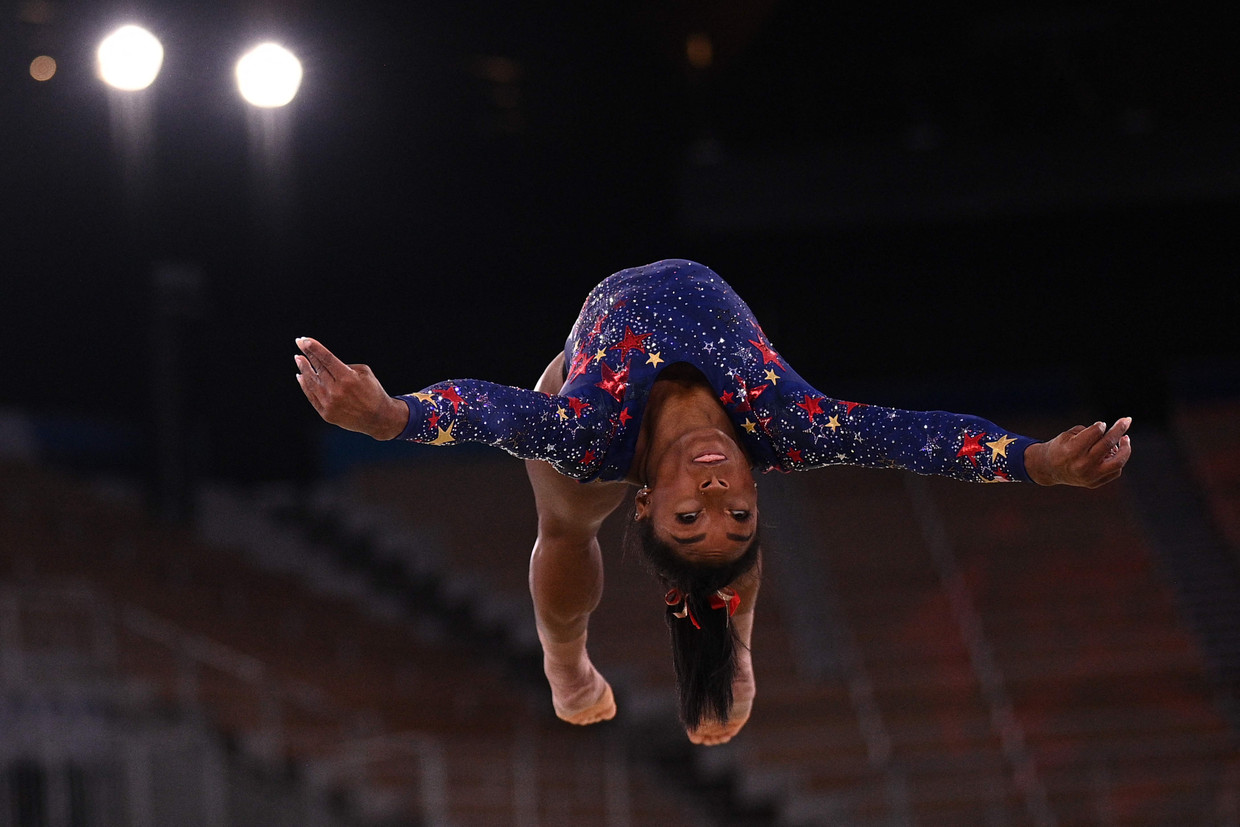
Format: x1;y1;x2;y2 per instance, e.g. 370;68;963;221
525;353;628;724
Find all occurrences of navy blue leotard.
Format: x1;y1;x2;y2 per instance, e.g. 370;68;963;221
394;260;1036;483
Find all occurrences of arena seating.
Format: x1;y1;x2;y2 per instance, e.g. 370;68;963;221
1174;398;1240;555
0;459;713;826
4;394;1238;825
347;408;1239;825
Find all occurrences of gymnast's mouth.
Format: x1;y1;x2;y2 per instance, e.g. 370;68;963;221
694;453;727;464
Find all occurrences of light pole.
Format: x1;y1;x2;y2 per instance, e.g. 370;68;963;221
236;42;304;261
95;25;305;518
96;24;163;223
97;23;197;521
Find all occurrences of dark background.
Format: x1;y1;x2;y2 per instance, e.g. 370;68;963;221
4;0;1237;486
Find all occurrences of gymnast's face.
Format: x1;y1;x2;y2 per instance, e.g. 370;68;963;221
634;428;758;563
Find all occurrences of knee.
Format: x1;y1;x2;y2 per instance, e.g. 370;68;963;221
534;516;597;551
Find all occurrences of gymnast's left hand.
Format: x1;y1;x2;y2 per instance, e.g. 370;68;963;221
294;337;409;440
1023;417;1132;488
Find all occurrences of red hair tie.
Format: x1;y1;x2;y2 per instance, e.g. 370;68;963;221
664;587;741;629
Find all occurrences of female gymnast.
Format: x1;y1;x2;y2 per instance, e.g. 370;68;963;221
294;259;1132;746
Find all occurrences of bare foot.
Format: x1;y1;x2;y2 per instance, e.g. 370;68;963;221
687;650;754;745
541;636;617;725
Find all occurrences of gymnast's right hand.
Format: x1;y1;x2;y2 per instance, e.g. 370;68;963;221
294;337;410;440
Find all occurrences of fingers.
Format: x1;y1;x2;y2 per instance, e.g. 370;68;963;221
295;337;350;379
295;368;326;416
1104;433;1133;472
1083;419;1133;488
1040;417;1133;488
1069;420;1107;451
1068;418;1131;456
1104;416;1132;446
293;353;315;380
1090;417;1132;461
294;338;341;418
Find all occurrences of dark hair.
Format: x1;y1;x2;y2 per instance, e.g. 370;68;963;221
625;517;762;730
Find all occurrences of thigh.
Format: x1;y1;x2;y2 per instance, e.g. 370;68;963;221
525;353;629;541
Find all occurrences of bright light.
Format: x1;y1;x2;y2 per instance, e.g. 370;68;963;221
235;43;303;108
97;25;164;91
29;55;57;82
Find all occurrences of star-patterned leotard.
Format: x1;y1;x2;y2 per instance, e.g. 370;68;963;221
394;260;1037;483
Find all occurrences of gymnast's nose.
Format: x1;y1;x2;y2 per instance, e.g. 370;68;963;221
699;475;729;491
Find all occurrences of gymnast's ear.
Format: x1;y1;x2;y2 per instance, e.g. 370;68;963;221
634;486;652;521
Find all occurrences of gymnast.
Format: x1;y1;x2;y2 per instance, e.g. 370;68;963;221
294;259;1132;745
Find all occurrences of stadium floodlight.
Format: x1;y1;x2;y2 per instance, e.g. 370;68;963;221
235;43;303;108
97;25;164;91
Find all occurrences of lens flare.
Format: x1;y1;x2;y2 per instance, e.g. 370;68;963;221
236;43;303;108
29;55;56;81
97;25;164;91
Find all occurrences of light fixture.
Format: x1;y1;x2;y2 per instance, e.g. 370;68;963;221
97;25;163;91
236;43;303;108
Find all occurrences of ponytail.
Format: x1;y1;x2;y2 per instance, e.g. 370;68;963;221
626;518;761;729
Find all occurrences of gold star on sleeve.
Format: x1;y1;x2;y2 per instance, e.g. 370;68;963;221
987;434;1017;459
411;392;435;402
826;415;841;431
646;351;664;367
556;406;568;421
594;347;607;362
742;418;757;433
429;422;456;445
764;368;780;384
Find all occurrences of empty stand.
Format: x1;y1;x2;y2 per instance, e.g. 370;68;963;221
1;460;711;824
342;436;1240;824
6;413;1239;827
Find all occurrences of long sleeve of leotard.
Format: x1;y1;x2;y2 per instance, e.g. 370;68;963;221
393;379;612;480
389;261;1038;485
751;384;1036;483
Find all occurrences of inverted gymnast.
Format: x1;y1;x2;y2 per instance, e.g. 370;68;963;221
294;259;1132;746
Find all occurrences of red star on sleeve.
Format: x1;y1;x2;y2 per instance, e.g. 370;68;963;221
719;390;735;405
595;361;630;402
747;337;786;370
839;400;867;415
566;347;592;383
581;449;596;465
618;407;633;426
436;385;465;413
796;394;824;420
733;380;767;414
567;397;590;417
786;448;803;464
609;326;652;362
956;431;987;468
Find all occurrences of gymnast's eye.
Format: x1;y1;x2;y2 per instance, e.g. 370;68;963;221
675;512;700;524
729;510;752;522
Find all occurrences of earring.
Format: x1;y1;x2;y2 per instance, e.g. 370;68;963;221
635;486;650;520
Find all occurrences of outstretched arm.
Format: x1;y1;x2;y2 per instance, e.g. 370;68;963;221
294;337;610;478
295;337;409;440
1023;418;1132;488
